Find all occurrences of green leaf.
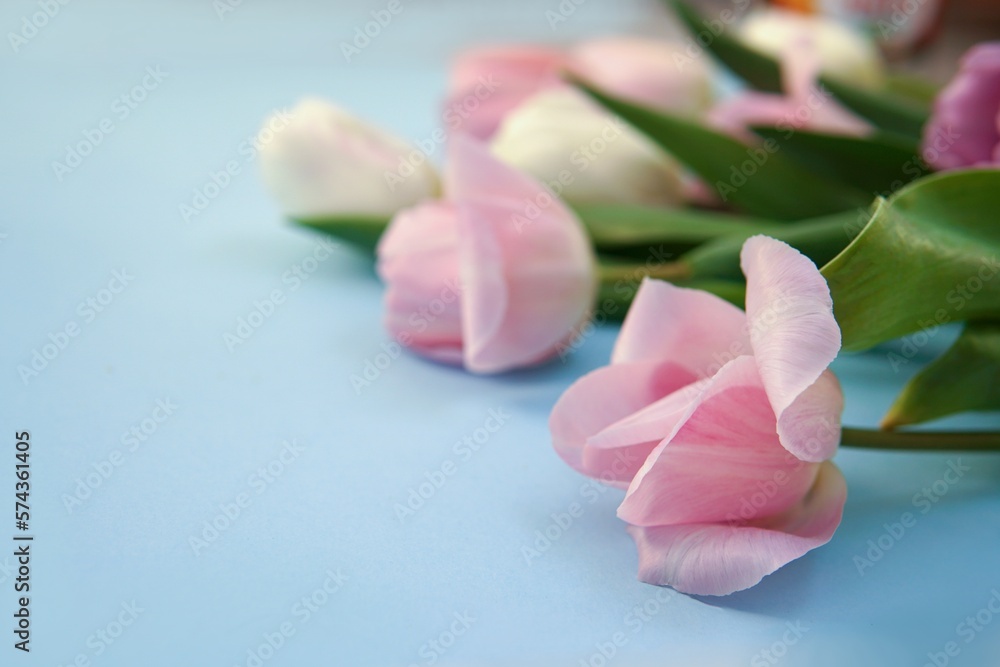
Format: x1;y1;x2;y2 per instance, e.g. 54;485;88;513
596;259;744;320
575;204;783;253
684;211;861;280
821;169;1000;352
291;215;390;255
882;323;1000;429
750;127;928;196
667;0;781;93
819;76;929;140
683;279;746;307
883;74;938;110
575;81;869;220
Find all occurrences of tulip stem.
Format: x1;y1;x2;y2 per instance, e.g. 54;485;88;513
841;427;1000;452
598;261;693;285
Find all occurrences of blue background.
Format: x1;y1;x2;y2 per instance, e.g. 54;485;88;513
2;1;1000;665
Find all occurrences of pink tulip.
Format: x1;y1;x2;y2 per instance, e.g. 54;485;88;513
922;42;1000;171
376;135;596;374
567;37;713;119
709;34;870;140
445;45;567;141
444;37;714;140
550;236;846;596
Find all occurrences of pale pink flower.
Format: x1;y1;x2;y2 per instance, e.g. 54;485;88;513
709;34;870;140
445;45;566;141
550;236;846;595
376;135;596;374
567;37;713;119
444;37;713;140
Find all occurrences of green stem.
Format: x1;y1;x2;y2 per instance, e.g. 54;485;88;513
841;427;1000;452
575;203;783;251
598;261;692;284
685;211;860;281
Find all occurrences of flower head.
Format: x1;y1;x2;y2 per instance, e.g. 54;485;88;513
444;37;714;141
550;236;846;595
923;42;1000;171
490;88;685;207
377;136;596;373
259;98;439;218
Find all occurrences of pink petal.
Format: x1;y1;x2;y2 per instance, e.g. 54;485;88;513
740;236;841;460
612;279;749;374
586;377;703;451
707;39;870;140
780;34;822;102
550;361;697;487
376;202;464;362
378;201;457;260
626;461;846;595
707;92;796;142
777;369;843;463
448;136;596;373
569;37;711;118
780;35;870;136
446;132;573;219
707;89;867;141
618;356;820;527
455;207;507;369
801;102;872;137
445;45;567;140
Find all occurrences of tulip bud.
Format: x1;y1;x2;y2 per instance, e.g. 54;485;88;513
568;37;714;119
737;8;885;89
377;136;596;374
258;98;439;218
490;88;685;207
922;41;1000;171
445;45;567;140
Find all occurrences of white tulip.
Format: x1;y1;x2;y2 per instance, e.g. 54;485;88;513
737;9;885;89
258;98;439;218
490;88;685;207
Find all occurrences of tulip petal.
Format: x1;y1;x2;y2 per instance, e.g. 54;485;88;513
259;98;440;218
446;46;567;140
490;88;686;207
378;201;459;260
455;206;508;370
449;136;595;373
738;8;884;89
618;356;819;527
922;42;1000;170
612;279;749;373
779;38;870;136
741;236;841;459
585;377;704;451
447;133;578;218
777;369;843;462
550;361;697;486
707;92;799;141
707;31;870;140
377;202;464;361
626;461;846;596
569;37;714;119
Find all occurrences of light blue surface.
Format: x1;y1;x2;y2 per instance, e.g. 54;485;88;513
3;1;1000;665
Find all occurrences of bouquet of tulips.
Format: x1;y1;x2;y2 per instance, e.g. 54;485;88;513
255;1;1000;596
